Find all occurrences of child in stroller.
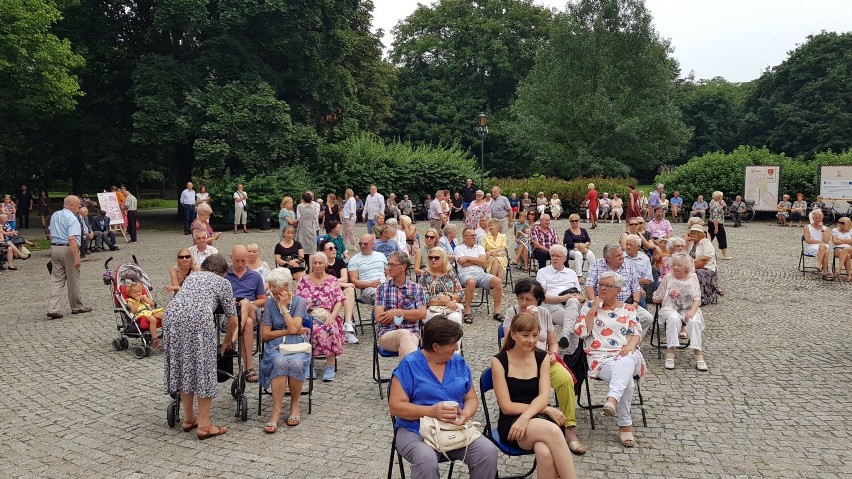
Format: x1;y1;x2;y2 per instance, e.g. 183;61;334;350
126;282;165;349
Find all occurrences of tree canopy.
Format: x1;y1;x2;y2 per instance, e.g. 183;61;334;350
507;0;690;180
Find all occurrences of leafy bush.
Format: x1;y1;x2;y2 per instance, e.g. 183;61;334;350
484;175;638;213
655;146;852;203
204;167;318;224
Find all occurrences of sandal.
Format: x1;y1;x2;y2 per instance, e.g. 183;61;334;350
844;276;852;283
263;422;278;434
244;369;259;383
463;313;473;324
618;430;636;448
286;415;301;427
822;274;835;282
678;331;688;341
492;313;504;322
567;440;588;456
665;358;675;370
602;399;617;417
181;421;198;432
197;424;228;440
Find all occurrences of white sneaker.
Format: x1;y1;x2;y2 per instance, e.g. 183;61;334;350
345;332;359;344
344;322;356;333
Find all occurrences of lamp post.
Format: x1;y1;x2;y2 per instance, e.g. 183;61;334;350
476;112;488;188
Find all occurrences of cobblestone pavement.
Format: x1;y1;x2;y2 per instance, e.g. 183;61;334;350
2;212;850;478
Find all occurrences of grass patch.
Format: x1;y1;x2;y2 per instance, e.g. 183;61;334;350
138;199;177;210
29;239;50;251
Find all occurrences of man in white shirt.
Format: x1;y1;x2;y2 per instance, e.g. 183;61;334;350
233;184;248;234
348;234;389;304
180;182;196;235
455;227;503;323
364;184;385;234
189;229;219;265
428;190;444;233
535;245;584;353
342;191;357;248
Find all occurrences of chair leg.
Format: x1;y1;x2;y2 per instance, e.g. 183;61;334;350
635;378;647;427
387;431;398;479
585;378;595;430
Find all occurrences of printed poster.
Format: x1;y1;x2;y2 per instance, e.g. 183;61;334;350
819;166;852;204
743;165;780;212
96;192;125;226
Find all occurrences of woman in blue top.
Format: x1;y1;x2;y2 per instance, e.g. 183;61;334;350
259;267;311;433
389;317;498;479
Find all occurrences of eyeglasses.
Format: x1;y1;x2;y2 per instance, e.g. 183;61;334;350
388;263;404;268
359;242;371;246
178;255;191;259
428;256;441;261
599;283;618;290
325;246;336;251
425;235;436;239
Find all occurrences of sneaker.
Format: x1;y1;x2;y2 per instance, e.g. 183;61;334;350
322;366;336;382
344;322;356;333
345;332;359;344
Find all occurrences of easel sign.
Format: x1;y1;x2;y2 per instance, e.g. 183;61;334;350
743;165;780;212
97;192;125;226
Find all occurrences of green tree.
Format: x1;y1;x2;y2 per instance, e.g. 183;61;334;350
740;32;852;159
388;0;553;177
674;77;752;163
0;0;84;184
508;0;690;180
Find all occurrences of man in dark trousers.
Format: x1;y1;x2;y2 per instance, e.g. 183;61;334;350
121;185;138;242
15;184;33;229
460;178;476;216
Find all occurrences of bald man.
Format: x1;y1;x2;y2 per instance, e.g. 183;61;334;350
47;196;92;319
225;244;267;382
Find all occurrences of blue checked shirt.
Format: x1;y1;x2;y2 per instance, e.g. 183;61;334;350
375;279;427;338
585;258;641;302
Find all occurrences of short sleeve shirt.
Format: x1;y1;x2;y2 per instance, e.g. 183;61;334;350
225;268;264;300
392;350;471;434
454;243;485;275
535;265;580;296
348;252;388;283
375;279;427;337
49;208;81;244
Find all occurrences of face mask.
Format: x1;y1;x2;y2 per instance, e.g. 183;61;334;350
394;315;404;326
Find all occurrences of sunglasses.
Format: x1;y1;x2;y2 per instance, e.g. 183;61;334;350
178;255;191;259
629;222;639;226
425;235;436;239
325;246;336;251
428;256;441;261
570;220;579;223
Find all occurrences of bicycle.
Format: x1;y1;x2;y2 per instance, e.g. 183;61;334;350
822;199;852;226
723;198;756;224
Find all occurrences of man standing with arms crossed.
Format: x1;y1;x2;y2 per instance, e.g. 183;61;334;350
489;186;512;230
428;190;444;234
233;184;248;234
364;184;385;234
46;196;92;319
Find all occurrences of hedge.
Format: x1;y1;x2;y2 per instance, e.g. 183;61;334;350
654;146;852;204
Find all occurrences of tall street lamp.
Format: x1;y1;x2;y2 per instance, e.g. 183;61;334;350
476;112;488;188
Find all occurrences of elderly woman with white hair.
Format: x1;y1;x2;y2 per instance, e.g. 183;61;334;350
259;267;311;432
687;225;719;304
653;253;708;371
464;190;490;230
803;208;832;280
190;203;221;245
439;223;460;261
294;253;345;382
574;270;646;448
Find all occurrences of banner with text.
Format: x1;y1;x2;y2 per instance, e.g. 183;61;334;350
743;165;780;212
97;192;125;226
819;166;852;206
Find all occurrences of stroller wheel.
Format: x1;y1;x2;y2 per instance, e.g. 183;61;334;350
240;397;248;421
166;401;179;428
133;346;146;359
112;338;122;351
120;337;129;350
144;346;152;357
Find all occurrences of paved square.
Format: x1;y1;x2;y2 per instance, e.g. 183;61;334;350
2;214;850;478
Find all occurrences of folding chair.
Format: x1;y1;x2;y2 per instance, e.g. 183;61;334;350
479;368;537;479
386;383;455;479
468;285;491;313
496;322;505;350
353;290;373;335
372;310;399;399
648;303;690;360
257;328;316;415
798;235;820;277
570;339;647;430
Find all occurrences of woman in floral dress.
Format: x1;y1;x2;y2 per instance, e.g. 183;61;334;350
163;254;237;440
652;253;708;372
294;253;345;382
464;190;491;230
418;247;464;325
575;270;646;448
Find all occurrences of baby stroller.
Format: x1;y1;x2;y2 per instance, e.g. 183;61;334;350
104;256;160;359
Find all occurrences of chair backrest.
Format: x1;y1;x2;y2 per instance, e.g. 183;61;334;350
478;368;495;435
496;323;505;350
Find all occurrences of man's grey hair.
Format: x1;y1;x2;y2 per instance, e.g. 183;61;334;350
599;271;625;289
443;223;457;234
602;243;622;258
388;251;411;268
625;235;642;247
266;267;293;288
549;244;567;256
667;237;686;250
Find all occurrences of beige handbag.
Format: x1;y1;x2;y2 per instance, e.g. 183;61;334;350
278;342;312;355
419;416;482;462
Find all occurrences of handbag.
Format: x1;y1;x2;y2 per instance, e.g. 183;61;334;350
419;416;482;462
426;305;452;321
279;341;312;355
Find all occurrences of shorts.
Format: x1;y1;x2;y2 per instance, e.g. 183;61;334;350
234;205;247;224
458;271;494;288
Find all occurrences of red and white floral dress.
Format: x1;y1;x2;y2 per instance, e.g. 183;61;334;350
574;302;647;379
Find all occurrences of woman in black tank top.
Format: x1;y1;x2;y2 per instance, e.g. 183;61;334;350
491;312;578;479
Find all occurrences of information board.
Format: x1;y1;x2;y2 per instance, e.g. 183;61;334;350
743;165;780;212
96;192;125;226
819;166;852;204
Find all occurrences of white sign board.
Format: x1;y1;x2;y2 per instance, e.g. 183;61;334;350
743;165;780;212
97;192;125;226
819;166;852;203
